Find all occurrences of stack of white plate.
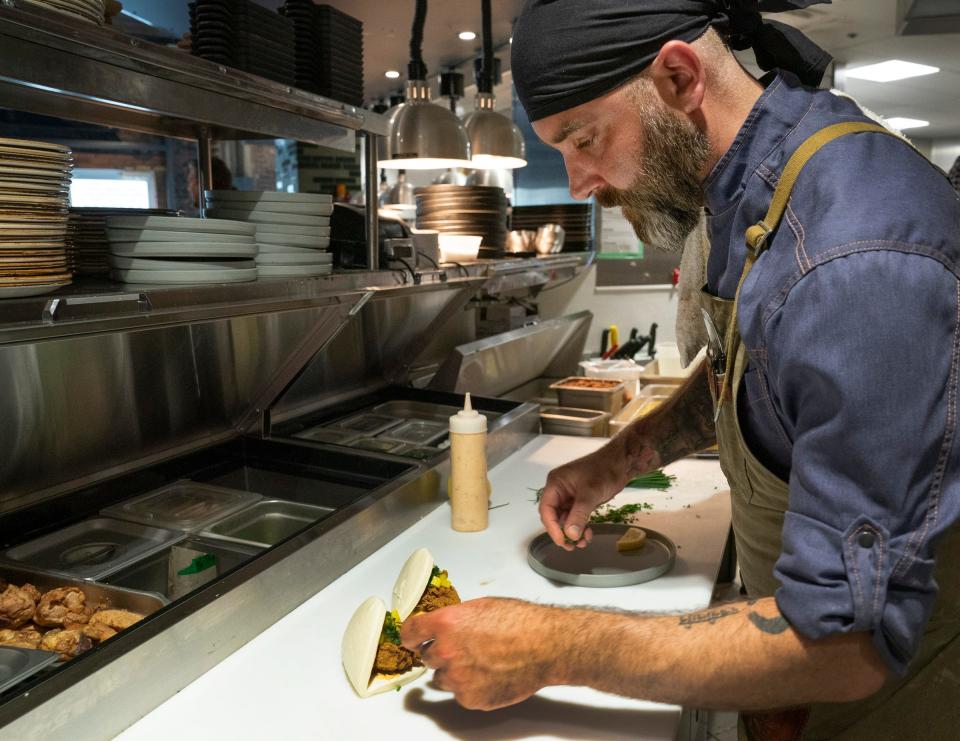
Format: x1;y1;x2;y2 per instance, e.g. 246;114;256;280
105;215;258;285
69;208;179;276
0;138;74;299
204;191;333;278
22;0;105;24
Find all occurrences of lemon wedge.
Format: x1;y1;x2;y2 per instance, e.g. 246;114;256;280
616;527;648;552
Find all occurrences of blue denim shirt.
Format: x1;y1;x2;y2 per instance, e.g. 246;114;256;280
704;72;960;673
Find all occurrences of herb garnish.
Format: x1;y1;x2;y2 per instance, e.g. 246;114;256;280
381;610;402;645
589;502;654;524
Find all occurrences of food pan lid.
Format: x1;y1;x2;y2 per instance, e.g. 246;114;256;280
101;482;261;533
527;524;675;587
0;647;59;696
1;517;186;581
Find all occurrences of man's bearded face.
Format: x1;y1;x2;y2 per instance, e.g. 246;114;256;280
596;93;709;253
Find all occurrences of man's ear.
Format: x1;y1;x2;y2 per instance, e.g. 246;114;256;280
648;40;706;116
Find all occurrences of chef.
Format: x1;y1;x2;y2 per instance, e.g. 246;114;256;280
401;1;960;738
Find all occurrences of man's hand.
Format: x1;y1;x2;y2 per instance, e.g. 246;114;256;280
539;445;642;550
400;598;557;710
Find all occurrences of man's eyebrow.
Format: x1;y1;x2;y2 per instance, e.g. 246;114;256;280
551;119;587;145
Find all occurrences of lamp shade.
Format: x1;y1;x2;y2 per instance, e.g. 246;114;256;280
463;93;526;169
380;81;472;170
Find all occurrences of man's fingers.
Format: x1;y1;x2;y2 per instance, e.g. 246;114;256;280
538;485;570;547
400;612;437;651
563;503;595;543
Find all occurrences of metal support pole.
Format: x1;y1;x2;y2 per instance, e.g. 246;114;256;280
363;132;379;271
197;127;213;217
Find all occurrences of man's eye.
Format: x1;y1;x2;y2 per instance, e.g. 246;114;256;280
575;137;594;151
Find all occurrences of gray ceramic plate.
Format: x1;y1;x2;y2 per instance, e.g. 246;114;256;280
527;523;676;587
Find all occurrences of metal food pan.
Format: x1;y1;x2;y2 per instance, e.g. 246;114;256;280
0;564;169;612
371;400;501;424
378;420;448;446
549;377;625;414
103;538;262;602
199;500;333;549
325;412;404;436
347;437;408;454
291;426;359;445
540;407;610;437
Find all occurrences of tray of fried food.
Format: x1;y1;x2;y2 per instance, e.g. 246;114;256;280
0;564;166;661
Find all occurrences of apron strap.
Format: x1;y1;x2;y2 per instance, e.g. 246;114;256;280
716;122;901;406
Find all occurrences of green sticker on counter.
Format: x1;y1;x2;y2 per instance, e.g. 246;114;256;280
178;553;217;575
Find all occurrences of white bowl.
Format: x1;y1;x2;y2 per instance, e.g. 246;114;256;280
438;234;482;262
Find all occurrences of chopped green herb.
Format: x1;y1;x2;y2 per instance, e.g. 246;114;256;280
590;502;654;524
381;611;402;645
431;565;442;579
625;470;676;490
529;487;544;503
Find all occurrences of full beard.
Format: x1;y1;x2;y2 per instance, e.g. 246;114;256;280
596;101;709;253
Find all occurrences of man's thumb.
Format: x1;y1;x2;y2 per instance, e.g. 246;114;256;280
563;505;593;541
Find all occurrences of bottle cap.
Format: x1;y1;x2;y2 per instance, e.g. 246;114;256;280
449;392;487;434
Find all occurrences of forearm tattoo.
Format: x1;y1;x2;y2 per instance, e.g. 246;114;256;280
678;606;741;629
747;612;790;634
623;361;718;473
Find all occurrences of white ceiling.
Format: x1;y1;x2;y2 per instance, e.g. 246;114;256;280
310;0;960;140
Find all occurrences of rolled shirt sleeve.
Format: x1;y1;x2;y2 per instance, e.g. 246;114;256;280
761;249;960;673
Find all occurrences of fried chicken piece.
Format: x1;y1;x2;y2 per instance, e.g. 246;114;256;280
40;628;92;660
372;641;422;676
34;587;89;628
0;626;44;649
88;609;143;631
82;622;117;643
413;584;461;614
20;583;41;603
0;584;38;629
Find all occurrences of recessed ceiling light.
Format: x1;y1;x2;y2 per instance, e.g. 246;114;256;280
886;117;930;130
458;31;476;41
385;70;401;79
845;60;939;83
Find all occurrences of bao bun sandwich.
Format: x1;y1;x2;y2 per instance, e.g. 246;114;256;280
392;547;460;620
342;548;461;698
342;597;426;697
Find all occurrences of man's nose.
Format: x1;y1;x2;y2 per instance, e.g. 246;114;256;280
565;158;604;201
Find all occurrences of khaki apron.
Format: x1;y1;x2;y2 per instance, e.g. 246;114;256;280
698;123;960;741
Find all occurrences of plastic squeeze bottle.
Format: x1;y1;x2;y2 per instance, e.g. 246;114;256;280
448;393;490;532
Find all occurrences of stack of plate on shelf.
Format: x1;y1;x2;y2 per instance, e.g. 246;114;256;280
21;0;105;24
105;215;258;285
68;208;179;276
415;185;508;256
189;0;296;86
511;204;594;252
204;191;333;278
281;1;364;104
0;137;74;299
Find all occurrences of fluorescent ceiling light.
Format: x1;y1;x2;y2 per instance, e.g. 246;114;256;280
886;117;930;130
845;60;939;82
385;70;401;79
459;31;477;40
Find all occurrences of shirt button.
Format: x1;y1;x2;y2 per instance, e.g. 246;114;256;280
858;531;876;548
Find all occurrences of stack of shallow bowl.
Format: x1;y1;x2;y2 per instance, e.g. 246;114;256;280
105;215;258;285
69;208;179;276
21;0;105;24
0;137;74;299
204;191;333;278
415;185;508;256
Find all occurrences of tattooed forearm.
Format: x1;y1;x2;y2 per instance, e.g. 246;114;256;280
622;359;717;474
748;611;790;634
679;606;740;629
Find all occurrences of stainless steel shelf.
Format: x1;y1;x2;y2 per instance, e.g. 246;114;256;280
0;2;387;149
0;253;592;343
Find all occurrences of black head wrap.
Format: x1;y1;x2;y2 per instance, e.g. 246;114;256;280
512;1;833;122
